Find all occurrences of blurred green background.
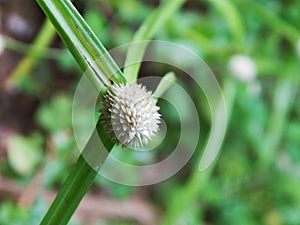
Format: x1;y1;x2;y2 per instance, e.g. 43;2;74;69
0;0;300;224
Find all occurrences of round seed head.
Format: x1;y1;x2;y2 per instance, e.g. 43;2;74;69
100;83;161;148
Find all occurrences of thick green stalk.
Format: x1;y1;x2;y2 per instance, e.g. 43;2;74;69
36;0;126;92
40;125;114;225
43;155;97;225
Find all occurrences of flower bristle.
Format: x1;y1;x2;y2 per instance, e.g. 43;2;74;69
100;83;161;148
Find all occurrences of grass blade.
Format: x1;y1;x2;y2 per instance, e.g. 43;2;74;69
4;19;56;88
153;72;176;98
123;0;186;83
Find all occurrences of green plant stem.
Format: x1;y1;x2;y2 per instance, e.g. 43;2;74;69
36;0;126;91
2;35;66;59
123;0;186;83
40;125;114;225
161;77;237;225
46;156;97;224
5;19;56;88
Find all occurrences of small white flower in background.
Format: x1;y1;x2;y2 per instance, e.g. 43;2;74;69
296;39;300;58
100;83;161;148
228;54;257;82
0;35;4;55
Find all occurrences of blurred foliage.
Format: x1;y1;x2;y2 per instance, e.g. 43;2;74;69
1;0;300;224
37;94;73;133
0;199;79;225
7;133;44;177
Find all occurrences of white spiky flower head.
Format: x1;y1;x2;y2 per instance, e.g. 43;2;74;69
100;83;161;149
228;54;257;83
